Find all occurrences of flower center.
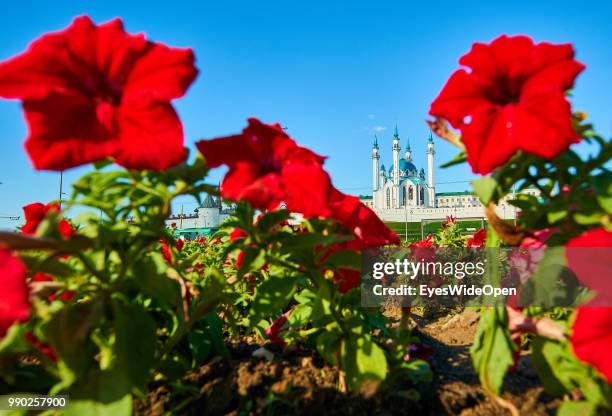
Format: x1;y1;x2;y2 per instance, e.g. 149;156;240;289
486;75;522;106
82;74;123;106
261;156;282;173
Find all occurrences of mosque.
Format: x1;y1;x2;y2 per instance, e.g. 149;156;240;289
361;127;537;222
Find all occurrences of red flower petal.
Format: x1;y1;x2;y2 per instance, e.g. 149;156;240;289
329;189;399;246
282;163;331;217
113;100;187;170
23;95;120;170
0;249;30;337
566;228;612;305
196;134;252;168
571;307;612;383
124;43;197;102
22;202;59;235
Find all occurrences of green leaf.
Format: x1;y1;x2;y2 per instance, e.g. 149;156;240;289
237;246;266;277
255;209;292;232
287;303;313;326
574;212;604;225
519;247;577;307
557;401;597;416
0;324;30;354
133;253;182;307
65;369;132;416
440;151;467;169
43;301;102;380
547;209;568;224
471;177;499;205
470;308;516;395
248;273;297;325
342;334;388;390
113;302;157;391
531;337;571;396
316;330;341;365
279;233;341;253
321;249;361;269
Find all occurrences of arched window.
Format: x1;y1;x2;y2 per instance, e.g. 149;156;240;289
408;186;414;201
386;188;391;208
401;187;406;206
420;188;425;204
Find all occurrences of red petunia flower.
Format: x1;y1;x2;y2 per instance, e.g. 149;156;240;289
229;227;248;242
467;228;486;248
160;238;183;263
25;332;58;362
409;235;434;248
328;188;399;246
0;248;30;338
32;272;74;302
0;16;197;171
443;215;456;228
196;118;332;217
566;228;612;305
22;202;74;239
265;312;289;349
430;35;585;174
319;239;363;293
570;307;612;383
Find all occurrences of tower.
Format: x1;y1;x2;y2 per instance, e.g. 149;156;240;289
426;131;435;206
392;125;400;185
372;135;380;191
379;163;386;187
197;194;220;228
405;137;412;161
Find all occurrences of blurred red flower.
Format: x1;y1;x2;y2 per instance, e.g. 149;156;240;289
25;332;58;362
443;215;456;228
196;118;332;217
160;238;183;263
32;272;74;302
0;16;197;170
430;35;584;174
566;227;612;305
22;202;74;239
229;227;248;242
0;249;30;337
570;307;612;383
265;313;289;349
328;188;399;246
319;239;363;293
467;228;487;248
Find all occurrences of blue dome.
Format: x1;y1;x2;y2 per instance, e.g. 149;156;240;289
389;159;418;175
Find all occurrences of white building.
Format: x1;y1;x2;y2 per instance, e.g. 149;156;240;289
365;128;538;222
164;194;231;239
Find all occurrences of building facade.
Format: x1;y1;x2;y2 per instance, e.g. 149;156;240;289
367;128;538;222
164;194;231;239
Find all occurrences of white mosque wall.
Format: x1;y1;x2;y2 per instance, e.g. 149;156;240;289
372;204;518;222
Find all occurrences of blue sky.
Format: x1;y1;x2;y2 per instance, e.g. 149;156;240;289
0;0;611;228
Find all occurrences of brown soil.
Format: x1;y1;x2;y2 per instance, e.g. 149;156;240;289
136;310;560;415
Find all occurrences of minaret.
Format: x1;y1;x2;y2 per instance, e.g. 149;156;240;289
405;138;412;161
392;125;400;185
426;131;435;206
372;135;380;191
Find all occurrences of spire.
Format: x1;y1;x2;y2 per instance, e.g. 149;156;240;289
380;163;386;172
405;137;411;151
393;124;399;139
428;130;434;143
373;134;378;148
201;194;216;208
